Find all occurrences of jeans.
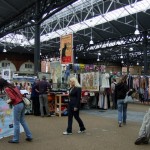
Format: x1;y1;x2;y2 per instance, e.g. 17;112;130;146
117;99;128;124
67;105;85;133
13;102;32;142
39;94;49;116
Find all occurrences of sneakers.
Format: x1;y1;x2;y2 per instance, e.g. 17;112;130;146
123;122;126;125
8;140;19;143
134;137;147;145
119;123;122;127
26;138;33;142
78;130;86;134
63;131;72;135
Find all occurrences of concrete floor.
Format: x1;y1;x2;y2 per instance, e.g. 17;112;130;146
0;103;150;150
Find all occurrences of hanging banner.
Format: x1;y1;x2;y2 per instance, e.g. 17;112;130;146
80;72;99;91
50;61;62;84
60;34;73;64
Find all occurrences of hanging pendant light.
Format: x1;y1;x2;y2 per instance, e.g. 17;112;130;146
89;36;94;45
89;27;94;45
134;13;140;35
3;45;7;53
120;48;123;58
134;25;140;35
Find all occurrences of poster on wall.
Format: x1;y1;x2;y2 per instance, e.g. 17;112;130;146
50;61;62;84
41;61;50;73
60;34;73;64
0;98;24;139
80;72;99;91
2;69;12;80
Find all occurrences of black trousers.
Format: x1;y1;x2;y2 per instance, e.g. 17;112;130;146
31;96;40;116
67;105;85;133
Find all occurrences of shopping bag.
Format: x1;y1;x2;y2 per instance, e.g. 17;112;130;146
23;97;31;106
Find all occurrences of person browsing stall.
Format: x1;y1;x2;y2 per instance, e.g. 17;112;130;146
63;77;86;135
35;76;51;117
0;78;32;143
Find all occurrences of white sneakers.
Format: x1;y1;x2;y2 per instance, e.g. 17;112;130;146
63;131;72;135
77;130;86;134
63;130;86;135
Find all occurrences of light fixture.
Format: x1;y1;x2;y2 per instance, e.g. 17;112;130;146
134;25;140;35
129;47;133;51
137;61;139;65
120;48;123;58
89;36;94;45
134;13;140;35
97;53;100;61
3;48;7;53
3;45;7;53
76;56;78;59
121;60;124;64
89;28;94;45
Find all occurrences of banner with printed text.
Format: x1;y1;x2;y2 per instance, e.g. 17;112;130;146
60;34;73;64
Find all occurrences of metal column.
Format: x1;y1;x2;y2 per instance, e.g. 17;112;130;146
126;52;129;75
143;31;148;75
34;0;41;75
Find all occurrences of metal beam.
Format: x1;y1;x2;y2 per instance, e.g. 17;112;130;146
1;0;19;13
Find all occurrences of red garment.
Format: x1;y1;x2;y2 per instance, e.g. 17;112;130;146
81;90;89;97
5;87;22;105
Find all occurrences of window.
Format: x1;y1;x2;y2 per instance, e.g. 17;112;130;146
25;64;32;69
2;62;10;67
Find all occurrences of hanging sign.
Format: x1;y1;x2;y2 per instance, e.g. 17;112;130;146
60;34;73;64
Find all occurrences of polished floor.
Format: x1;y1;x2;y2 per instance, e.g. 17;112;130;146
0;103;150;150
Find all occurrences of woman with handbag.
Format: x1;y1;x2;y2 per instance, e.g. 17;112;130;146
0;78;32;143
115;75;128;127
63;77;86;135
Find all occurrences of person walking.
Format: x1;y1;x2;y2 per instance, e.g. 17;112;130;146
0;78;32;143
63;77;86;135
115;75;128;127
36;76;51;117
111;78;117;109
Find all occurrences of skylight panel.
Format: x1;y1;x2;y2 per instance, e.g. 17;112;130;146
27;0;150;44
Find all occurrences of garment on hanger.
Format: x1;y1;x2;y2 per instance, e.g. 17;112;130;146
101;73;110;88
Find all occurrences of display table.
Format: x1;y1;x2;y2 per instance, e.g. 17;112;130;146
48;94;55;114
55;94;69;117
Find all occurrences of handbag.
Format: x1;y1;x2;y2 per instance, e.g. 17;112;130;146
124;95;134;103
22;97;31;106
